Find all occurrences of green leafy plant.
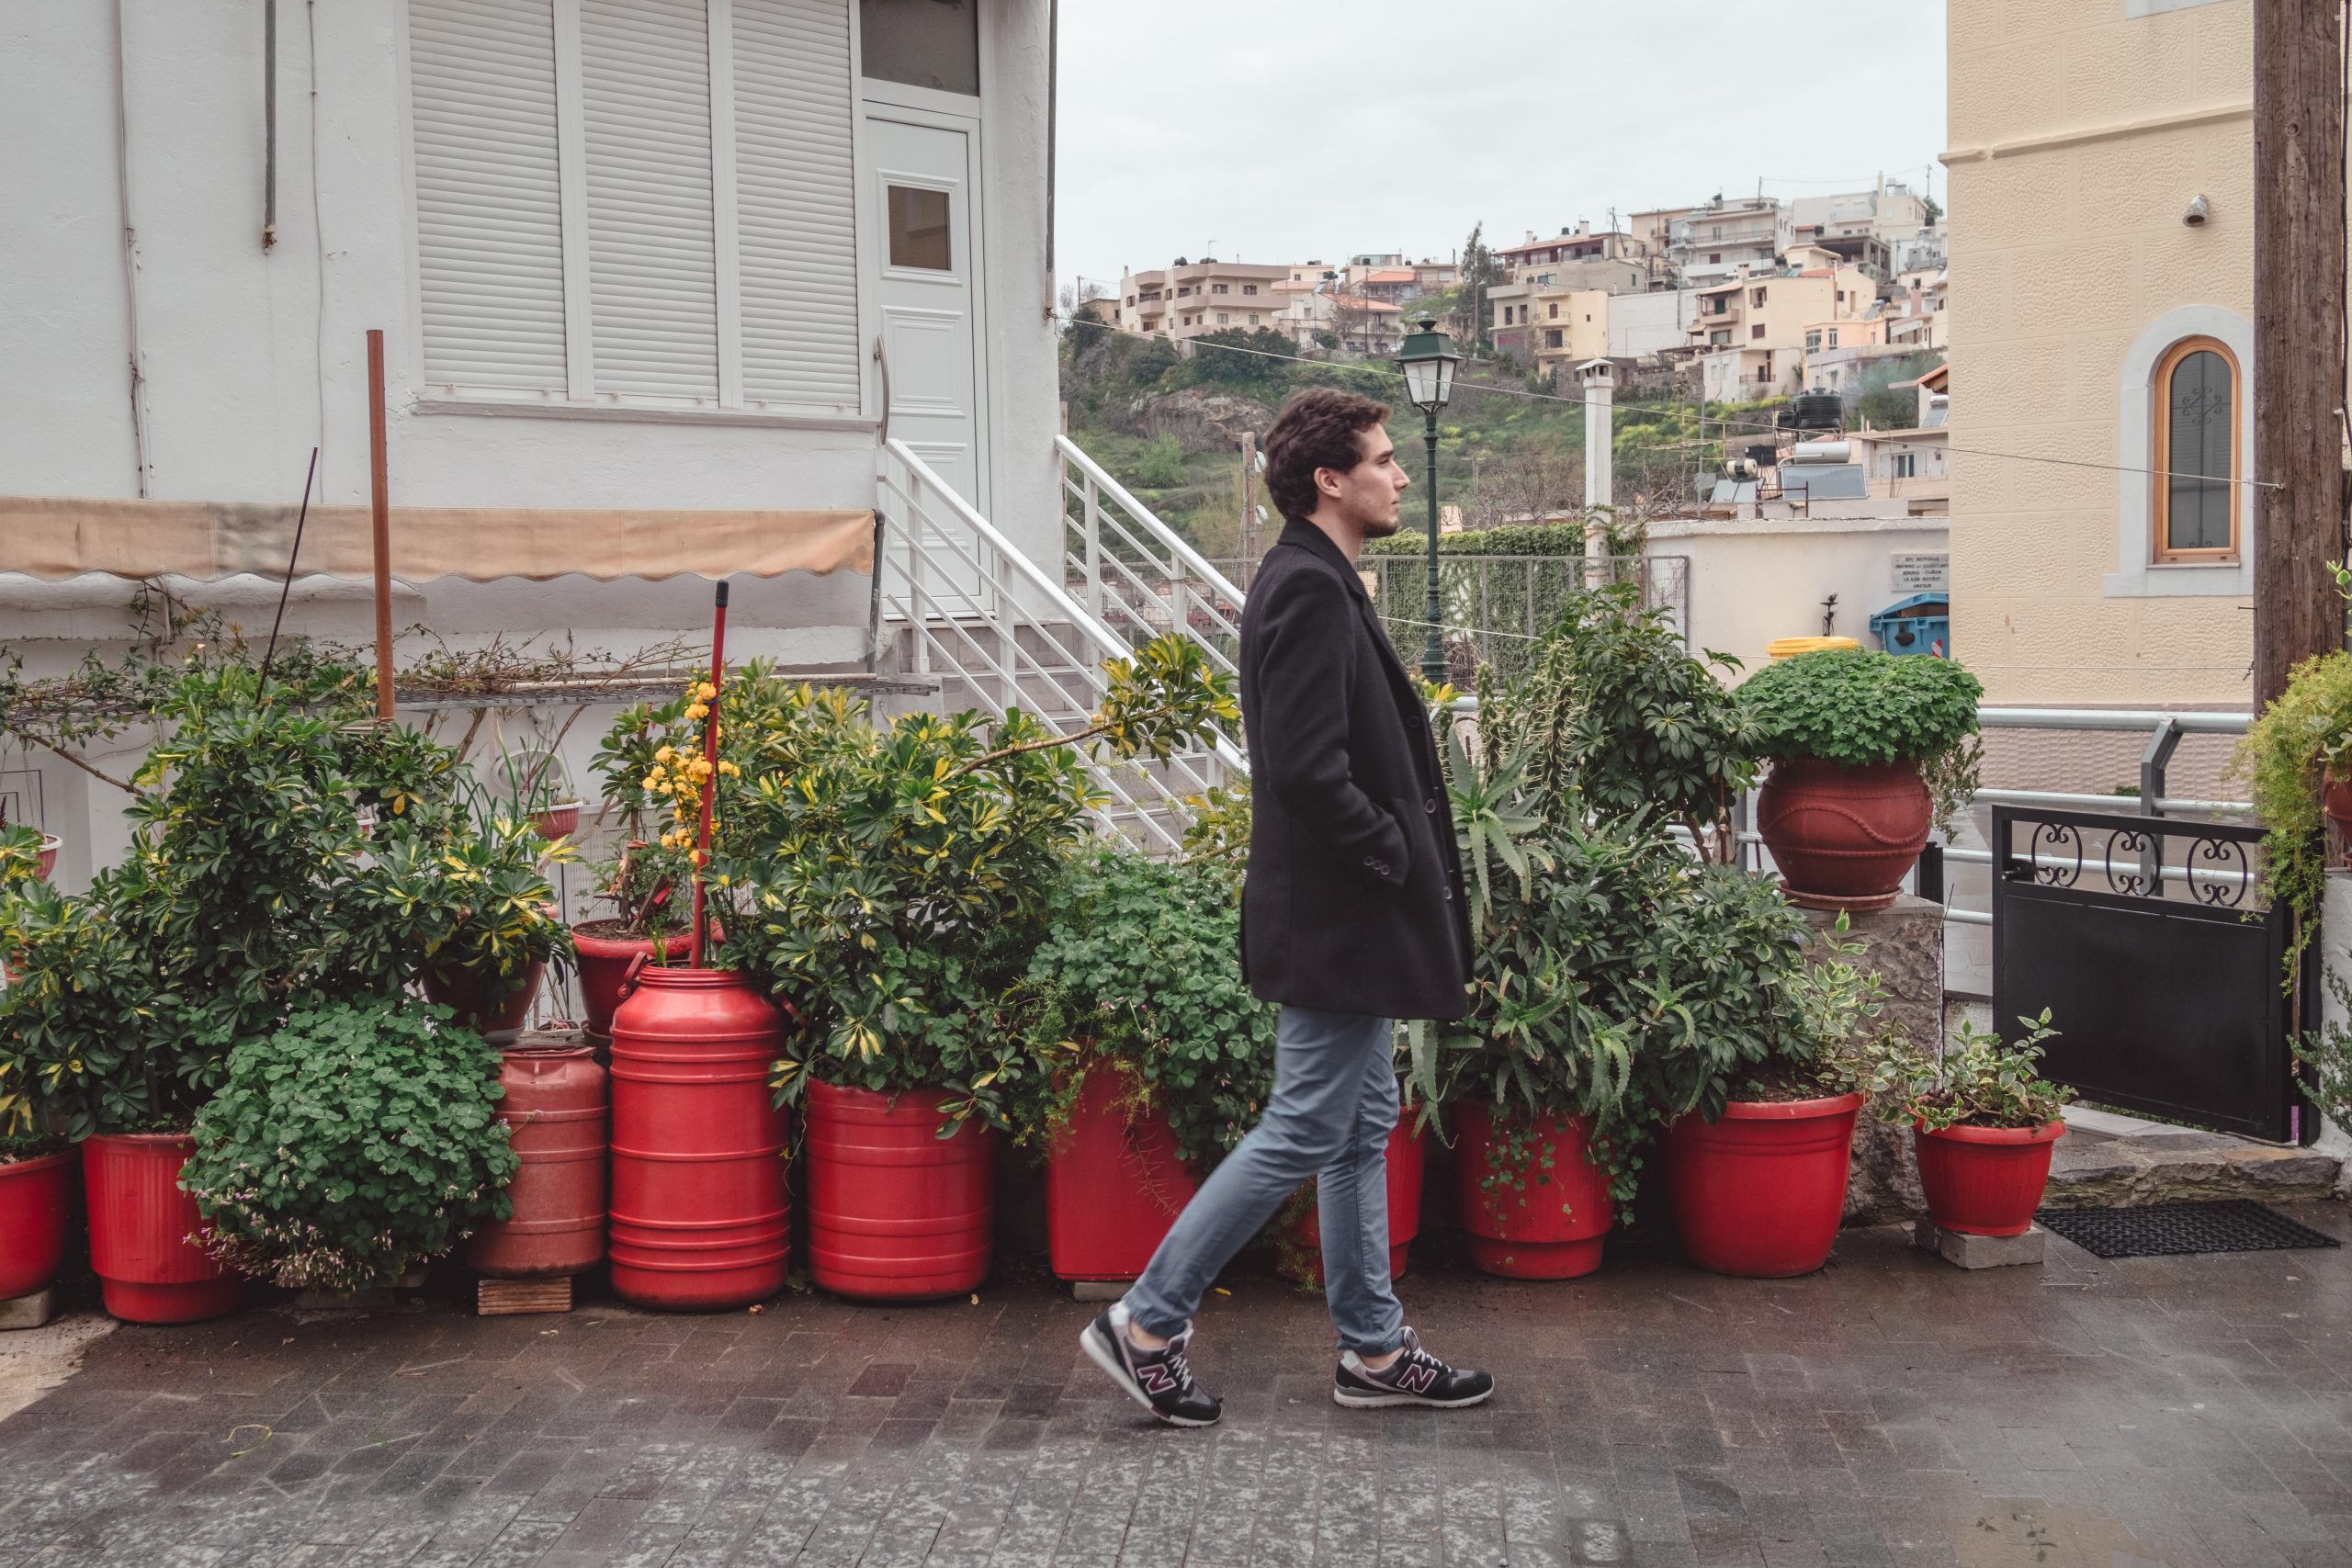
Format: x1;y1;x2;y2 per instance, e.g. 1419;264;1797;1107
1862;1011;2075;1132
582;839;692;938
0;882;160;1139
1473;584;1756;862
1739;648;1985;832
181;998;518;1292
2293;962;2352;1136
1004;848;1277;1168
1134;433;1188;489
611;637;1234;1124
344;808;575;1013
0;822;51;891
2233;649;2352;967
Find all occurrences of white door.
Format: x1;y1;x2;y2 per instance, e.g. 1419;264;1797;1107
867;116;983;514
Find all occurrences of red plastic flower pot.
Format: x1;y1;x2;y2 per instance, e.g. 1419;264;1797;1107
82;1133;243;1324
423;960;546;1040
1453;1105;1613;1280
0;1150;76;1302
1045;1068;1199;1284
1274;1115;1427;1288
2328;777;2352;863
1913;1121;2065;1236
531;802;582;843
1755;758;1932;912
805;1079;995;1301
1666;1092;1864;1278
36;834;60;882
571;923;694;1038
607;965;790;1311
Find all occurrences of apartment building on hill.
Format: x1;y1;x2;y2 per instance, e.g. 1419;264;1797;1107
1116;261;1294;340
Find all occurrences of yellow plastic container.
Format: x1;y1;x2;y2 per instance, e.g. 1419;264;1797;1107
1766;636;1862;662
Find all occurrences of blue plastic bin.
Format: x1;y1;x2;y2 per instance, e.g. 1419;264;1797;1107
1870;592;1951;658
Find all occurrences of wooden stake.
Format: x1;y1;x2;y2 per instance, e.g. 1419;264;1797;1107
2252;0;2347;708
367;329;395;722
476;1277;572;1316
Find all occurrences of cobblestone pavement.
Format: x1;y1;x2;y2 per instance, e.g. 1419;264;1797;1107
2;1211;2349;1567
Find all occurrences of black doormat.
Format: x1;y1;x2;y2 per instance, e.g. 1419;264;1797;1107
2036;1200;2343;1259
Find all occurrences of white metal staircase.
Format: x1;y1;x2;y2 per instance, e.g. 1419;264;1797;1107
872;438;1245;854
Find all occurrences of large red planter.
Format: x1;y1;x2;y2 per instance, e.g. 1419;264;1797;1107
1046;1069;1198;1284
1667;1092;1864;1278
571;923;694;1038
1755;758;1931;911
805;1079;995;1301
0;1151;75;1301
1914;1121;2065;1236
423;959;546;1039
1275;1116;1426;1287
1454;1106;1614;1280
469;1041;609;1280
83;1133;243;1324
607;966;790;1310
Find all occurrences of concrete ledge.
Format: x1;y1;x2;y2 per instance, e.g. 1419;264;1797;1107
1912;1221;2046;1269
1068;1280;1130;1303
0;1288;58;1332
2044;1134;2341;1208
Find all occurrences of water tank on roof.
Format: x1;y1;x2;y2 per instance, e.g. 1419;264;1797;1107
1792;392;1843;429
1788;441;1851;464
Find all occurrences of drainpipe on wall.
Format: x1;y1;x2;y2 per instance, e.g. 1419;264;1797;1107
263;0;277;250
112;0;152;497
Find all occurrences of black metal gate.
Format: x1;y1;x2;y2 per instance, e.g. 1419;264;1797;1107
1991;805;2312;1143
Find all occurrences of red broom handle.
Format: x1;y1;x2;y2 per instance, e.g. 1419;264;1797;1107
689;580;729;968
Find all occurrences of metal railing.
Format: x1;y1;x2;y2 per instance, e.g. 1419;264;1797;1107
876;439;1241;855
1058;434;1249;678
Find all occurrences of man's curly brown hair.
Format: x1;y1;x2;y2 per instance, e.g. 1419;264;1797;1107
1261;387;1391;524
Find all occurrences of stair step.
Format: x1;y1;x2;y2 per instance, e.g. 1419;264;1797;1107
2042;1128;2342;1209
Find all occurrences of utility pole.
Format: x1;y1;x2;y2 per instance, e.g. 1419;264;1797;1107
1239;431;1258;582
2252;0;2348;708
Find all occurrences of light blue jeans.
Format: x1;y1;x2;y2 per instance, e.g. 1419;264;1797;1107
1124;1005;1406;1356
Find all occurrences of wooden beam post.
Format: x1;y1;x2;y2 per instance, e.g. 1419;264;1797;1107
367;328;394;721
2252;0;2347;709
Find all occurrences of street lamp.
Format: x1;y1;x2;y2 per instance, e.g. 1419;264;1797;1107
1396;314;1461;683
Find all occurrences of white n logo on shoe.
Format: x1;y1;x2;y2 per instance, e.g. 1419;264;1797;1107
1139;1365;1178;1396
1394;1363;1439;1395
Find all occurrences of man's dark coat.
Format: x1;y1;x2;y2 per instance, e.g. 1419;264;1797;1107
1238;519;1474;1021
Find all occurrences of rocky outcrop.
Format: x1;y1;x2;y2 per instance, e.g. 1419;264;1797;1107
1123;389;1274;454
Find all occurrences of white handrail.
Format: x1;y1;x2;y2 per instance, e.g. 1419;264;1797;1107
1057;433;1250;609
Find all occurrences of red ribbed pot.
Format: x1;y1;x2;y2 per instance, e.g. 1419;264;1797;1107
82;1133;243;1324
1275;1115;1427;1287
0;1151;75;1301
423;960;545;1040
805;1080;995;1301
1666;1093;1863;1278
469;1042;608;1280
1756;758;1931;911
571;923;694;1038
607;966;790;1311
1454;1106;1614;1280
1045;1068;1198;1284
1914;1121;2065;1236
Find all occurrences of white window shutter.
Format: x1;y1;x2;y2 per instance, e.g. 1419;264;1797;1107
409;0;569;392
731;0;861;412
578;0;720;400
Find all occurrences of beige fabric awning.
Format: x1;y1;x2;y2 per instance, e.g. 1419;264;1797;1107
1;496;875;582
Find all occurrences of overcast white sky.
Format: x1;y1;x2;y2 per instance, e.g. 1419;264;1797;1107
1056;1;1950;292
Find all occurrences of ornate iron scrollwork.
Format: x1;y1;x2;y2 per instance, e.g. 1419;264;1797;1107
2101;827;2154;897
2028;820;2083;887
2188;835;2250;908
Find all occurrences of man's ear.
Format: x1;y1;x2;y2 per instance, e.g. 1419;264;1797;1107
1313;465;1344;501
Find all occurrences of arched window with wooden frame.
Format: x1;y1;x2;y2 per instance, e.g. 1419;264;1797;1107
2152;336;2240;561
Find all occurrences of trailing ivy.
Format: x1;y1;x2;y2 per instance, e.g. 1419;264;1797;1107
2232;649;2352;976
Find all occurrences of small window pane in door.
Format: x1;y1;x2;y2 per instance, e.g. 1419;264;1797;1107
860;0;978;95
888;186;951;271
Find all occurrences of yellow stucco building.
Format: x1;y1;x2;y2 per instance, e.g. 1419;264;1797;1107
1945;0;2256;708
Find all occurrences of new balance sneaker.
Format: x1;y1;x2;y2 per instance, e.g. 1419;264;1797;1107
1333;1326;1495;1409
1080;1302;1222;1427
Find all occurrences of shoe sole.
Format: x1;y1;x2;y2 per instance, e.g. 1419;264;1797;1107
1080;1323;1220;1428
1332;1383;1495;1410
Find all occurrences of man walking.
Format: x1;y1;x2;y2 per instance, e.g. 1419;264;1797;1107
1081;387;1491;1427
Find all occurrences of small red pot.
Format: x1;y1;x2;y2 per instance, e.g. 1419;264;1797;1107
1913;1121;2065;1236
1666;1092;1864;1278
1756;758;1931;911
1046;1068;1199;1284
1453;1105;1614;1280
2326;778;2352;863
83;1133;243;1324
36;835;61;882
804;1079;995;1301
0;1151;76;1301
532;802;583;843
1274;1115;1427;1288
423;959;546;1039
571;923;694;1038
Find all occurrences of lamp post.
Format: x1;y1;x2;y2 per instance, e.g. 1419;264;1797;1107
1396;314;1462;683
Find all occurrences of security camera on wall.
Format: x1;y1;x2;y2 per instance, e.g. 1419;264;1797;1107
2183;194;2211;228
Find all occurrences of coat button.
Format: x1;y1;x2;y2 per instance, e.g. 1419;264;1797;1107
1442;885;1453;901
1424;796;1438;814
1363;855;1374;867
